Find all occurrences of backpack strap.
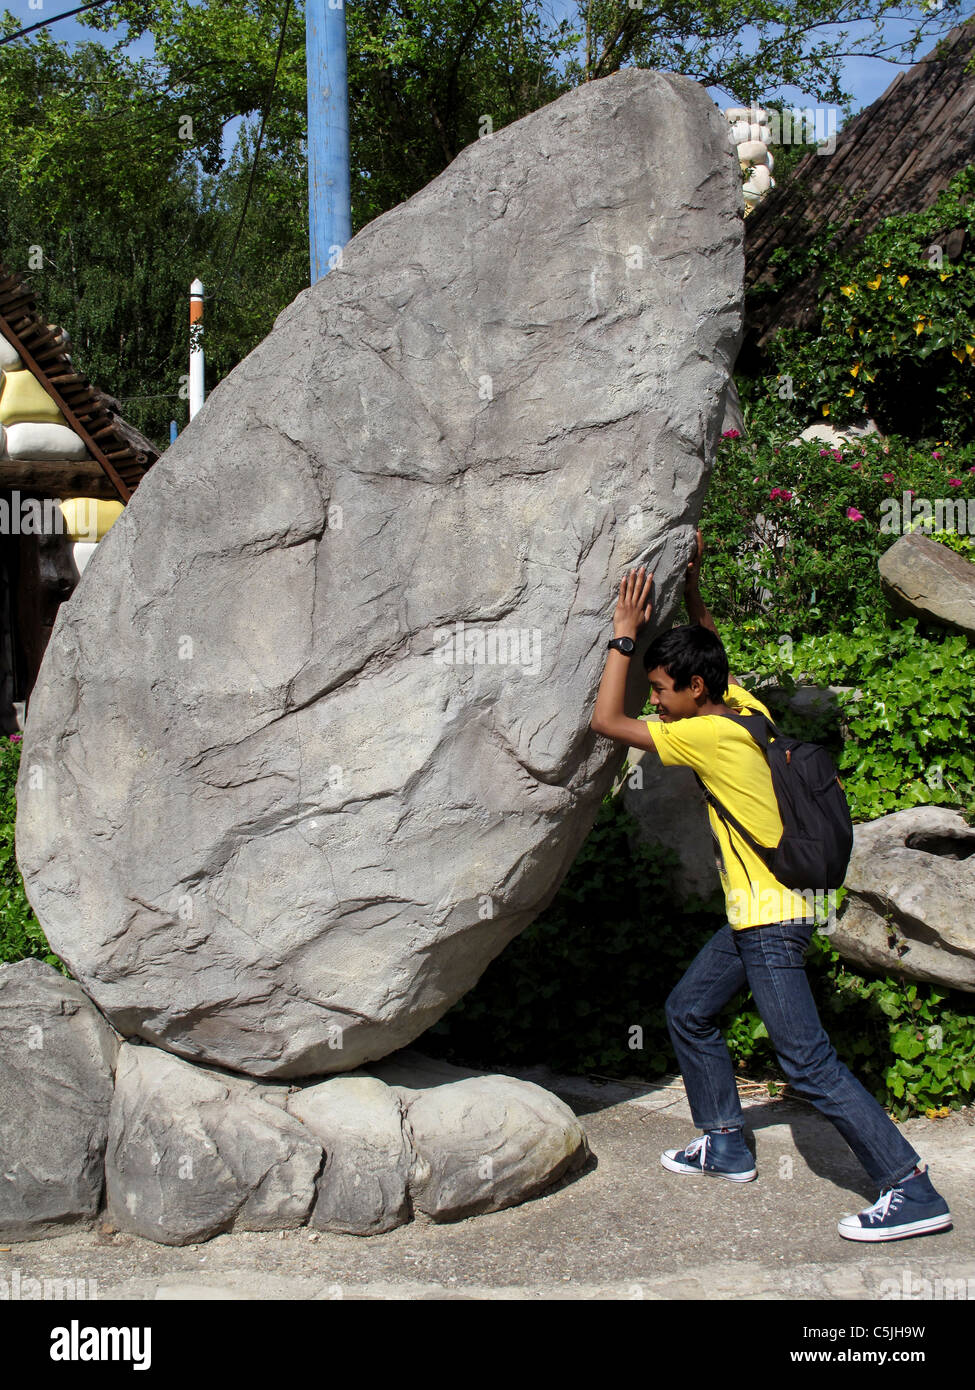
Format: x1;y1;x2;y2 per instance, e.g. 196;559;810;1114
692;771;775;870
693;702;781;872
717;706;781;747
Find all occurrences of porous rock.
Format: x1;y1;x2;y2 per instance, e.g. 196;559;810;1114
830;806;975;992
15;67;744;1078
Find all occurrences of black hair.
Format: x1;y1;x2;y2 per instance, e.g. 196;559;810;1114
642;623;729;702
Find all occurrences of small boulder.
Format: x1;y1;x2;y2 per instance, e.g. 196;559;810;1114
831;806;975;992
105;1044;324;1245
879;530;975;637
0;959;120;1240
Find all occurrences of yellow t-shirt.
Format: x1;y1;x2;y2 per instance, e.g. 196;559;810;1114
646;682;814;929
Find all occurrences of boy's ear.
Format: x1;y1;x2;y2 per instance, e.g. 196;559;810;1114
689;674;707;698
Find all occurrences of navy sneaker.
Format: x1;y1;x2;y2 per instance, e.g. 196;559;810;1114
838;1165;952;1242
661;1128;757;1182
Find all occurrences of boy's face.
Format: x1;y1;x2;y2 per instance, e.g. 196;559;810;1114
646;666;706;721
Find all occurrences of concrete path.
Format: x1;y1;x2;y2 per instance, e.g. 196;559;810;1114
2;1065;973;1300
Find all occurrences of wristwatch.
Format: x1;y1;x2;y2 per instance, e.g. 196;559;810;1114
607;635;636;656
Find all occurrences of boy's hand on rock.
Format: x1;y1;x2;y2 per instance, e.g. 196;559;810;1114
613;565;653;637
686;529;704;591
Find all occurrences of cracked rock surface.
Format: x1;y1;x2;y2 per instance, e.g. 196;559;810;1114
0;960;121;1239
15;67;743;1077
103;1043;589;1244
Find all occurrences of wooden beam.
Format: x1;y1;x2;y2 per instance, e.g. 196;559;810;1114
0;317;132;504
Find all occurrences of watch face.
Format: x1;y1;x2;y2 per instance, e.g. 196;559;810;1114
617;637;635;652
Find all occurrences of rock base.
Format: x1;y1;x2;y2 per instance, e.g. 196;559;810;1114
0;961;590;1245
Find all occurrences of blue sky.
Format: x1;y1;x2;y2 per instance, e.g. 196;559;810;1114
3;0;970;123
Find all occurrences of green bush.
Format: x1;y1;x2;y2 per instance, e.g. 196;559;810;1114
704;432;975;638
0;735;67;974
744;166;975;441
722;619;975;823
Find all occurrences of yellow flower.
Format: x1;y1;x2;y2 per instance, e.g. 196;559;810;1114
850;362;861;376
940;273;950;282
953;347;967;363
967;344;975;357
840;284;856;297
883;259;891;267
843;387;855;396
867;274;882;289
863;370;876;382
915;318;927;336
897;274;909;286
822;403;831;416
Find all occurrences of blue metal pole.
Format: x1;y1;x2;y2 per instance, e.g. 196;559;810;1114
170;420;178;444
306;0;352;284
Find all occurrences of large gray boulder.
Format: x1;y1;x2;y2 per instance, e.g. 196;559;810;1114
0;959;120;1240
15;68;744;1078
831;807;975;992
879;530;975;636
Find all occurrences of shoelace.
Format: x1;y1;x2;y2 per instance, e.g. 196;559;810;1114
683;1135;710;1168
863;1187;905;1224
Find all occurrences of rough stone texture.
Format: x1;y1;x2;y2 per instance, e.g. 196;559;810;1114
15;67;744;1079
0;959;120;1240
368;1051;590;1220
101;1043;590;1243
105;1044;325;1245
830;807;975;992
879;530;975;637
287;1076;412;1235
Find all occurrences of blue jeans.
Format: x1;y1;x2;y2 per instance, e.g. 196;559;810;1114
665;919;921;1191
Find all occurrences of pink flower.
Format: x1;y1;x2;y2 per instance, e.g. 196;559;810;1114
722;429;741;439
769;487;793;501
846;506;865;521
883;472;896;483
948;478;963;488
860;447;867;456
819;449;830;457
883;444;890;455
851;460;862;470
932;451;943;459
753;476;760;483
969;466;975;475
9;734;22;743
831;449;843;462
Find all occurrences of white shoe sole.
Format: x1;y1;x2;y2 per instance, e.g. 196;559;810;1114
660;1151;757;1181
837;1212;953;1241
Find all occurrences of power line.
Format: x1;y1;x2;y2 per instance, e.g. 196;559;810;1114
204;0;292;302
0;0;117;47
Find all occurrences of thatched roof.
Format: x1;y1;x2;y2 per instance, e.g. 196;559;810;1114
0;261;159;502
744;17;975;353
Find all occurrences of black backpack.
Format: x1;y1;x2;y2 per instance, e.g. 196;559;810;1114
693;709;854;892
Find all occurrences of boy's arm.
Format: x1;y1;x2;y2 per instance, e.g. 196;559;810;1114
683;531;740;689
589;563;661;753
